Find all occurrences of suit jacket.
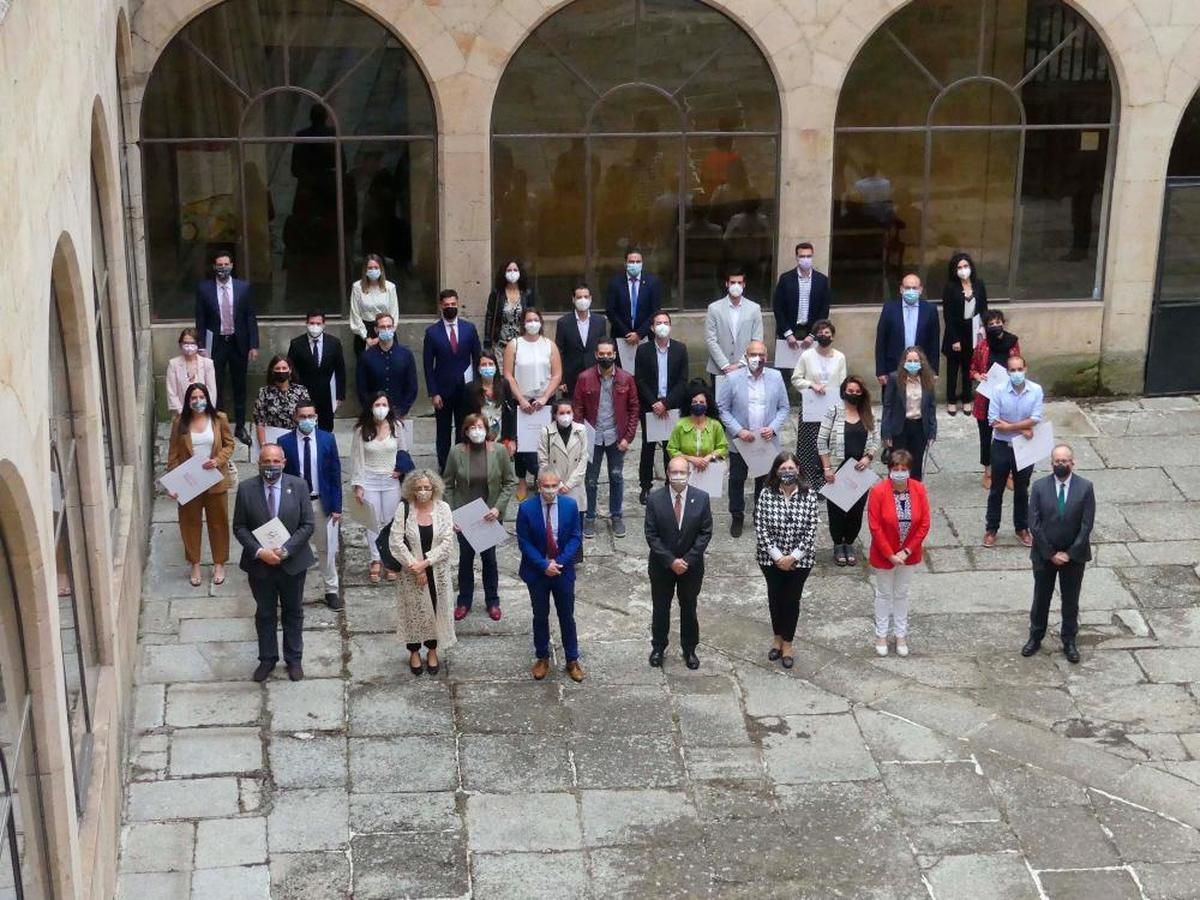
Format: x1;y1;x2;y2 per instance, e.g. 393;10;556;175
443;443;518;521
536;423;589;505
1029;474;1094;567
573;366;640;445
423;319;482;400
704;295;764;374
287;333;347;415
165;413;236;495
867;479;931;568
516;494;582;584
634;339;689;412
555;312;608;394
941;277;988;352
232;473;317;575
771;269;832;339
356;342;418;414
195;277;258;358
605;272;662;340
875;300;940;377
278;428;343;517
880;378;938;442
716;367;790;445
166;355;219;413
644;486;713;574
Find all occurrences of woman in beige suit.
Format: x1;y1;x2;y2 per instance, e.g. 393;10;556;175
165;327;218;414
165;383;235;586
537;398;589;556
390;469;457;675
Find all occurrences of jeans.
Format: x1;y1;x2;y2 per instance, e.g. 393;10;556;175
872;565;915;638
585;443;626;520
457;532;499;610
729;451;765;518
528;575;579;661
986;439;1033;533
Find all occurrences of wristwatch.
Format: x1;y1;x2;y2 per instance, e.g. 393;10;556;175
278;547;290;560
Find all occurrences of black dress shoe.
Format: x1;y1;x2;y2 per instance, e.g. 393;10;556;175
639;488;649;505
648;650;664;668
325;592;343;610
287;661;304;681
684;652;700;670
252;662;275;683
1021;637;1041;657
1063;641;1080;664
730;516;744;538
767;648;782;661
781;656;794;669
235;425;252;447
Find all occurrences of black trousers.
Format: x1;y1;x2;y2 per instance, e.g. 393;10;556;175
827;496;867;546
977;419;993;466
639;414;671;490
211;335;249;427
760;564;810;642
434;393;465;471
944;343;974;405
986;440;1033;533
250;568;306;664
892;418;929;481
302;381;336;432
729;452;765;518
1030;560;1084;642
649;564;702;654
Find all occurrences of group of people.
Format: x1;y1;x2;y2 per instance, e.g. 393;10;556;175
161;244;1096;683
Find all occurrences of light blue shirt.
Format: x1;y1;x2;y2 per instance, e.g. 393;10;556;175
656;341;670;398
988;379;1044;442
902;301;919;349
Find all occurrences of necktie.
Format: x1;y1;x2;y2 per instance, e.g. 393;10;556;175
303;436;313;494
630;279;639;324
312;338;321;366
449;322;458;354
674;492;683;527
1057;482;1066;515
267;484;277;519
220;283;233;335
545;503;558;558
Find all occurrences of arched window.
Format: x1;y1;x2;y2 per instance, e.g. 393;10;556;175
141;0;438;319
492;0;781;309
832;0;1117;302
91;162;121;515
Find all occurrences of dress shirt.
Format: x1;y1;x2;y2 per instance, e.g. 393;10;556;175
443;320;458;344
263;480;279;519
902;301;918;349
987;379;1044;442
795;268;813;326
728;299;742;335
670;486;688;526
310;334;324;366
746;372;767;430
628;277;640;324
295;428;321;497
655;341;670;398
576;313;591;347
218;279;234;335
1055;474;1072;505
544;499;559;534
595;373;618;446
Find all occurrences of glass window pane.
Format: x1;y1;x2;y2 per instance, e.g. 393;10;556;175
676;29;780;133
287;0;386;96
884;1;983;88
241;92;333;138
327;40;436;136
1169;93;1200;178
183;0;286;98
931;80;1021;128
835;30;938;128
590;86;681;134
1160;188;1200;300
141;42;246;139
536;0;637;96
637;0;740;95
1022;31;1113;124
491;45;592;135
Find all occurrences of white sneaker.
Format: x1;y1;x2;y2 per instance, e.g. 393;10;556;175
874;639;888;657
896;639;909;658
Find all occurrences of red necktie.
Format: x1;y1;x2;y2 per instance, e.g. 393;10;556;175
449;322;458;353
545;503;558;558
675;492;683;527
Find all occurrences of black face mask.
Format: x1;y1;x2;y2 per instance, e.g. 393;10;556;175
443;307;459;321
271;370;290;383
986;326;1005;340
691;403;707;417
597;357;615;369
1052;463;1072;479
843;393;863;406
815;335;833;347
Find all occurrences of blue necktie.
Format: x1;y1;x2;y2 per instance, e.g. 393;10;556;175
630;278;639;325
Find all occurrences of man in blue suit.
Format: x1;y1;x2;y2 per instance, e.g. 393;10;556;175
605;248;662;368
356;312;418;417
875;272;940;386
196;250;259;445
278;402;344;609
423;289;482;469
517;468;585;682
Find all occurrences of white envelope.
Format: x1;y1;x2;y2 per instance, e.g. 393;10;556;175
774;339;802;370
644;409;679;444
517;407;551;453
158;454;224;506
452;498;509;554
252;516;291;551
733;436;780;479
688;459;727;499
818;459;880;512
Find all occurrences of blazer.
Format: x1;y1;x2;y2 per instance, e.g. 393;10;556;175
753;486;820;569
166;355;218;413
389;499;457;650
232;473;317;575
867;479;931;569
573;366;640;445
941;277;988;352
195;277;258;358
516;494;582;584
536;423;589;505
875;300;940;377
423;319;482;400
442;443;518;521
881;377;938;442
644;486;713;574
554;312;608;394
717;367;790;445
483;287;536;348
634;339;690;412
970;333;1021;421
605;272;663;340
1029;474;1095;568
165;413;236;495
278;428;343;517
666;417;728;460
771;268;832;339
356;342;419;414
705;295;764;374
287;333;347;412
817;404;880;471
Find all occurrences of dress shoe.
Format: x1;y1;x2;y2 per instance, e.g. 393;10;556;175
730;516;744;538
454;605;469;621
684;652;700;670
1063;641;1080;664
487;606;502;622
1021;636;1041;657
287;661;304;681
252;662;275;683
611;517;627;538
235;425;252;447
780;655;794;669
324;592;343;610
648;649;664;668
1015;529;1033;548
639;487;649;505
426;660;441;676
982;531;997;548
583;519;596;539
531;657;550;681
767;648;782;661
565;660;585;682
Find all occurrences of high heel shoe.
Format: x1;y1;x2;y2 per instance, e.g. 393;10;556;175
426;652;440;676
409;653;423;676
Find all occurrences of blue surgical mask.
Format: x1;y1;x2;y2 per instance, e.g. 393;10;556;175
190;399;207;412
479;365;496;378
297;418;317;435
626;262;643;278
376;329;395;343
366;268;381;281
903;361;921;375
1009;371;1026;387
901;289;921;304
890;470;910;484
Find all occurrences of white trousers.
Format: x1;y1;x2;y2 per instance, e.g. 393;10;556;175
310;506;340;592
360;474;401;563
872;565;915;638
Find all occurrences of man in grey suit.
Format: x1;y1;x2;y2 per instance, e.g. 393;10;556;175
1022;444;1094;664
233;444;317;682
717;340;791;537
704;268;764;379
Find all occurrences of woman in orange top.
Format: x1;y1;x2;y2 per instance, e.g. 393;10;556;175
867;449;931;658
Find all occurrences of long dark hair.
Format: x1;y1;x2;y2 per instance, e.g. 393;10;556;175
177;383;215;436
766;450;810;492
840;375;874;432
947;251;979;289
686;379;714;418
356;390;397;441
265;354;292;385
494;258;527;294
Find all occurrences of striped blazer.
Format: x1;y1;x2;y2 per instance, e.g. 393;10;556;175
817;403;880;471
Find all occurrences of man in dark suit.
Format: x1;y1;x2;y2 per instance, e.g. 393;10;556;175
422;289;482;469
644;456;713;669
516;468;584;683
1023;444;1095;664
287;312;346;433
356;312;418;416
196;250;259;445
232;444;317;682
279;402;343;610
634;310;689;504
555;282;607;396
875;272;940;385
772;241;832;384
605;248;662;368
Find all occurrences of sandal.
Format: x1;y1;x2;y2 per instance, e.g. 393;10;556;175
212;565;226;586
843;546;857;566
384;568;398;582
369;562;382;584
189;566;202;587
833;546;847;567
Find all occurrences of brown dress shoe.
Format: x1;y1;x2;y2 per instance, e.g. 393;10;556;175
1016;529;1033;547
531;658;550;681
982;531;997;548
565;660;585;683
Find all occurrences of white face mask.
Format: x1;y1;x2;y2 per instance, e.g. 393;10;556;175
556;413;574;428
654;323;671;339
467;427;486;444
574;297;591;312
181;342;198;355
307;323;324;338
668;473;689;489
415;488;434;502
524;320;542;335
505;269;521;284
957;266;971;280
747;355;764;371
540;487;559;502
728;283;744;299
372;405;389;421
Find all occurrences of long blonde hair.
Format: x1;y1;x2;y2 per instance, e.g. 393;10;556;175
360;253;387;293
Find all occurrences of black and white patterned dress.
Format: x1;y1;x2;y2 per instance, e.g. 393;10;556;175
753;486;820;569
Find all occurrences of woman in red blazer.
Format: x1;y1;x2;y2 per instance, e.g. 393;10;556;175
867;449;931;658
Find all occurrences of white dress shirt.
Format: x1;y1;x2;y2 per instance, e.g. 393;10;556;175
296;428;321;497
747;371;767;430
576;312;591;347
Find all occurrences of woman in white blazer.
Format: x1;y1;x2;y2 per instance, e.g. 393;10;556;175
791;319;847;491
349;253;400;356
537;398;589;558
166;327;218;414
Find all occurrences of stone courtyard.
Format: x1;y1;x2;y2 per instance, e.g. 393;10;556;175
117;395;1200;899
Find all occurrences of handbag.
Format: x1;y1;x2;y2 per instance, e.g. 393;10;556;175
223;459;239;491
375;499;409;573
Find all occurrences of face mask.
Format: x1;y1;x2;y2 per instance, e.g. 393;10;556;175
307;323;324;338
181;342;198;355
415;488;434;502
190;399;207;413
1009;371;1026;387
215;265;232;279
442;307;459;321
479;365;496;378
902;288;921;304
903;361;921;375
540;487;559;502
525;320;542;335
376;329;395;343
260;465;283;483
779;470;799;484
626;262;642;278
889;470;910;484
366;268;382;281
843;392;862;406
987;325;1004;339
272;370;290;383
467;427;486;444
747;356;764;371
597;356;615;370
574;297;591;312
654;323;671;339
796;257;813;271
297;418;317;435
957;266;971;280
690;403;707;417
728;283;744;299
505;269;521;284
669;473;689;489
815;334;833;347
372;406;389;421
556;413;574;428
1052;463;1072;479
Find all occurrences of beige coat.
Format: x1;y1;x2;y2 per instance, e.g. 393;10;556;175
389;499;457;650
537;422;588;505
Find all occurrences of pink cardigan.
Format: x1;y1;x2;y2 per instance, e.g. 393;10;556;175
166;355;218;413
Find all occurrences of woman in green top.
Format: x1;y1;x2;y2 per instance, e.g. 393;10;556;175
667;381;728;472
443;413;518;621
